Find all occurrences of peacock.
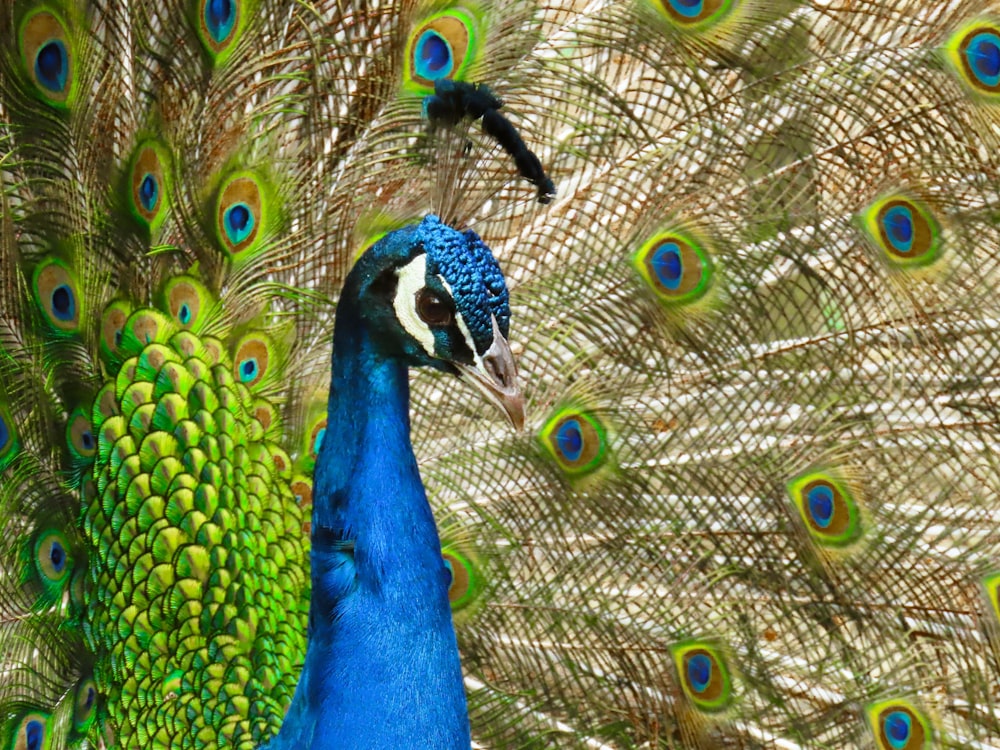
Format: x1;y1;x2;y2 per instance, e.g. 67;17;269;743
2;0;1000;747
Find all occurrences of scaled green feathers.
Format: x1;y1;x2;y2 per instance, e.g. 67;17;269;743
84;317;308;748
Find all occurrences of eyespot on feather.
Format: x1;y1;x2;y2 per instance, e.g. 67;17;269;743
291;477;312;511
651;0;737;28
127;141;172;234
860;194;943;270
296;399;328;472
632;229;715;309
19;8;74;107
162;275;214;331
0;403;20;471
944;19;1000;100
9;713;50;750
442;545;483;616
787;470;863;549
866;699;932;750
120;309;174;354
32;257;81;332
194;0;247;64
73;678;98;734
669;641;733;713
67;407;97;462
232;333;274;389
215;172;270;256
309;419;327;462
539;407;609;476
100;300;134;367
32;529;73;591
405;8;480;92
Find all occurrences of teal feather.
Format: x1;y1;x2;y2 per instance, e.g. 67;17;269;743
2;0;1000;748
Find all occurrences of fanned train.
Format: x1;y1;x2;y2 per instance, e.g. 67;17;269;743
2;0;1000;748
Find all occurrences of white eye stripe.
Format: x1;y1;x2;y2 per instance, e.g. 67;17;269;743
394;254;436;357
392;256;482;362
436;275;479;362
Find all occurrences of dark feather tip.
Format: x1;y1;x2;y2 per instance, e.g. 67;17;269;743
425;80;554;204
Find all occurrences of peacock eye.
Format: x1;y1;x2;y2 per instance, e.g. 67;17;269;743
416;288;453;327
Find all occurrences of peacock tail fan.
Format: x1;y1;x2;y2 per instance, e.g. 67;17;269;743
2;0;1000;749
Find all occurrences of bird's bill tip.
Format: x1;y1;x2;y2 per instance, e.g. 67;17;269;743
456;331;525;431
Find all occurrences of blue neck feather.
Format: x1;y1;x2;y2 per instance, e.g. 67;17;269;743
264;283;470;748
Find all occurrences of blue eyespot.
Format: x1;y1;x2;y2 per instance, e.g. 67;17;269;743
555;419;584;463
634;231;714;306
656;0;737;27
967;31;1000;87
542;408;609;476
239;358;259;383
178;303;192;325
205;0;237;44
139;173;158;212
36;531;71;584
25;719;45;750
884;710;911;748
415;31;453;80
806;484;834;528
232;336;270;387
224;203;254;244
67;411;96;462
74;678;98;731
49;540;66;573
35;40;68;93
0;414;9;450
651;242;684;290
51;284;76;321
883;206;914;254
666;0;703;18
686;652;712;693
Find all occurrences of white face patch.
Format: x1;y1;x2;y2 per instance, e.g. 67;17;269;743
393;254;437;357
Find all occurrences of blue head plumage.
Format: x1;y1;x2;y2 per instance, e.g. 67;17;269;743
417;214;511;347
345;214;523;428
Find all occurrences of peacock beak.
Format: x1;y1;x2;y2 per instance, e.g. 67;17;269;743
456;317;525;430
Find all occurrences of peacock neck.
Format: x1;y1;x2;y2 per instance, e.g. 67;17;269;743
320;309;418;533
266;298;471;749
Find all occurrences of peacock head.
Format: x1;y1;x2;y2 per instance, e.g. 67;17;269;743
348;214;524;429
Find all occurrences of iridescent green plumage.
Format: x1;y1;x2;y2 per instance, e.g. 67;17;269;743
83;312;308;748
3;0;1000;748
